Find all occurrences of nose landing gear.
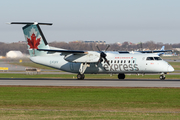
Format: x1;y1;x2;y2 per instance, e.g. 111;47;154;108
159;73;166;80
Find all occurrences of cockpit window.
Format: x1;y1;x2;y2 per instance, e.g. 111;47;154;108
146;57;154;60
146;57;162;61
154;57;162;60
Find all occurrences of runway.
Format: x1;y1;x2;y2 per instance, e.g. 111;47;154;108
0;78;180;87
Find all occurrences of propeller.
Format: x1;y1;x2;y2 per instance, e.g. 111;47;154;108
96;45;110;65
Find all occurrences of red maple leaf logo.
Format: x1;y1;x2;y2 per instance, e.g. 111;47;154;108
27;33;41;49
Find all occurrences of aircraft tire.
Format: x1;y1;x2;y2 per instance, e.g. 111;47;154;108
159;75;165;80
77;73;85;80
82;74;85;79
118;73;125;79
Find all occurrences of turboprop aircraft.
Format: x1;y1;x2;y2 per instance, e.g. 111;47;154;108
128;46;172;56
9;22;174;80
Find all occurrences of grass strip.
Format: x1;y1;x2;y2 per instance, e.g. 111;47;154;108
0;87;179;119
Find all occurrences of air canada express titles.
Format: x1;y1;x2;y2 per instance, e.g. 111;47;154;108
103;64;139;71
103;56;139;71
115;57;133;59
105;55;138;71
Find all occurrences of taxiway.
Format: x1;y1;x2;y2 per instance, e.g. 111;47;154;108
0;78;180;87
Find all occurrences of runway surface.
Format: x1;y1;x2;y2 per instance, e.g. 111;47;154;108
0;78;180;87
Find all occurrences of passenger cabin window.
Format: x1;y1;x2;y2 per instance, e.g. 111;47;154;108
128;60;130;63
146;57;154;60
124;60;126;63
133;60;135;63
121;60;123;63
114;60;116;63
154;57;162;60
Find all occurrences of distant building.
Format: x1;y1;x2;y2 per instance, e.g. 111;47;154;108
6;51;24;58
70;40;106;44
83;41;106;44
0;56;6;59
174;48;180;51
18;41;27;44
69;40;83;43
116;42;122;46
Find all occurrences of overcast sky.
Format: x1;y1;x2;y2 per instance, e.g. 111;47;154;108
1;0;180;44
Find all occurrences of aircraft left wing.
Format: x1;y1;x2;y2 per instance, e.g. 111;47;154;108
38;49;88;55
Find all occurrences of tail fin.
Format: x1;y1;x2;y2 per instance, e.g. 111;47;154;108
161;46;165;51
10;22;52;57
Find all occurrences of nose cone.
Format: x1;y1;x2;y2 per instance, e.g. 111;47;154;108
168;65;174;72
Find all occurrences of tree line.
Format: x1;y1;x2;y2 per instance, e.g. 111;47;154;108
0;41;179;56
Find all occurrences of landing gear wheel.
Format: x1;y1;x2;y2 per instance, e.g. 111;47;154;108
118;73;125;79
77;73;85;80
159;75;165;80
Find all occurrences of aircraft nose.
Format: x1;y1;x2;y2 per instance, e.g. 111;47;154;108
167;65;174;72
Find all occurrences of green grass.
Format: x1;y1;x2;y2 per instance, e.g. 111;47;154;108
0;73;180;79
0;87;180;119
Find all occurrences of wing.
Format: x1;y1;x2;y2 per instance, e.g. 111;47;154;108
38;49;100;63
140;50;172;53
37;49;88;55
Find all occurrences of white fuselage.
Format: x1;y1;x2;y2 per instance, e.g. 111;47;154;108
30;51;174;74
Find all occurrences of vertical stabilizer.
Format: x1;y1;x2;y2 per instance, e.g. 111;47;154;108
161;46;165;51
10;22;52;57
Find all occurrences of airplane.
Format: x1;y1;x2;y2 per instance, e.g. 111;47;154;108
127;46;172;56
9;22;174;80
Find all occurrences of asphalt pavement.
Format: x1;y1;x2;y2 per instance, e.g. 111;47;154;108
0;78;180;87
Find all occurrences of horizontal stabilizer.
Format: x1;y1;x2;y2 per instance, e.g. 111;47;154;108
8;22;52;25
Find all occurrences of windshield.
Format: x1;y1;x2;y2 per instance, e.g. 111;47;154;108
146;57;154;60
154;57;162;60
146;57;162;61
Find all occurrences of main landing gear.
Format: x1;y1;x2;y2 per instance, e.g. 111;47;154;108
118;73;125;79
77;73;85;80
77;63;89;80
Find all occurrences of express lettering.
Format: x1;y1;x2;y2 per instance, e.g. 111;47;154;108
104;64;139;71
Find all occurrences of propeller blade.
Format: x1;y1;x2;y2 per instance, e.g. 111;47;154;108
96;45;101;51
101;52;106;58
105;45;110;51
104;57;110;65
97;56;102;65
